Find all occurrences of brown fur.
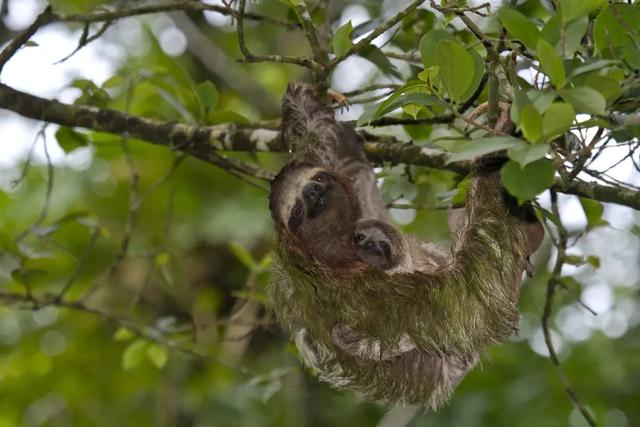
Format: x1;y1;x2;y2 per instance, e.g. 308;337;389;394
268;82;541;408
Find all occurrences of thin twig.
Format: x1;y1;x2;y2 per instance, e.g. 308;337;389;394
15;126;54;243
342;83;401;97
56;226;101;301
236;0;321;73
327;0;427;71
294;1;327;66
0;6;53;75
10;128;40;188
382;50;421;63
541;190;597;427
56;20;114;63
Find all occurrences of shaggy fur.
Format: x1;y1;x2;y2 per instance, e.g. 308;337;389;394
268;83;532;408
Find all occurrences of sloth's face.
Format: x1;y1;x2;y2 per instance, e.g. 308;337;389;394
353;219;402;271
270;165;361;267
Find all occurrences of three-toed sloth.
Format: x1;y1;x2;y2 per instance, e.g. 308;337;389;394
268;83;543;408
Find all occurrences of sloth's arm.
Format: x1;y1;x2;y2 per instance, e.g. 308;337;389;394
282;82;388;221
387;170;530;355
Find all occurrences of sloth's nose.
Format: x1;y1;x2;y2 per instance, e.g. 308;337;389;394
357;237;383;256
304;183;324;201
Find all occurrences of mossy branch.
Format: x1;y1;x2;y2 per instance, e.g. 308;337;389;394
0;83;638;210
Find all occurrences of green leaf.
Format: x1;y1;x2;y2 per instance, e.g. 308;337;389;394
122;339;148;370
620;43;640;70
510;91;529;125
434;40;474;102
563;17;589;57
497;8;541;51
537;39;565;88
542;102;575;139
257;253;273;272
359;45;401;78
417;67;439;83
402;103;422;119
587;255;601;268
374;93;442;119
357;103;379;126
231;290;268;304
23;257;66;274
154;252;170;267
593;5;640;53
579;197;608;229
507;143;549;167
229;242;257;270
559;0;603;24
501;159;556;202
113;328;135;342
55;127;89;153
146;344;168;369
50;0;107;14
446;137;525;163
196;81;219;112
560;87;606;115
564;255;585;266
584;75;622;103
24;40;39;47
332;21;353;57
0;232;22;258
102;75;123;88
543;15;588;57
568;60;616;79
459;48;485;102
528;90;557;113
520;104;543;142
419;30;455;67
208;110;251;125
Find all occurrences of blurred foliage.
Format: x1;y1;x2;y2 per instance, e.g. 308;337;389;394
0;0;639;426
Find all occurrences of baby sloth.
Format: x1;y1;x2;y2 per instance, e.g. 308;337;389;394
354;219;447;275
353;219;403;271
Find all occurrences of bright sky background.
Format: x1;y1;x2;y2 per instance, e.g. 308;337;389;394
0;0;638;351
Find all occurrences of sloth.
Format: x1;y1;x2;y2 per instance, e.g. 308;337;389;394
353;218;447;275
268;82;543;408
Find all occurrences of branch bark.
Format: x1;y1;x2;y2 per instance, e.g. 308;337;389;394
0;83;638;210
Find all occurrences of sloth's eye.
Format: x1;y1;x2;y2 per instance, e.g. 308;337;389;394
379;241;391;258
312;172;329;182
293;202;304;218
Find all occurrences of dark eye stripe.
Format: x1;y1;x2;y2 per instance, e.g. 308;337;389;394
288;201;304;232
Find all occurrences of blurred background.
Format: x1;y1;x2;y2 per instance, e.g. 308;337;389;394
0;0;638;426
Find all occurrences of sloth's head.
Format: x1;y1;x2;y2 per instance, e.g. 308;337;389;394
269;161;362;268
353;219;407;272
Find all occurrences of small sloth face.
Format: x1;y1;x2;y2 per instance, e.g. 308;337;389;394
353;219;402;271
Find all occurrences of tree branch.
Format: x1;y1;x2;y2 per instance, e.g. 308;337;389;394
236;0;322;73
542;191;597;427
327;0;426;71
53;0;298;29
1;83;638;210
